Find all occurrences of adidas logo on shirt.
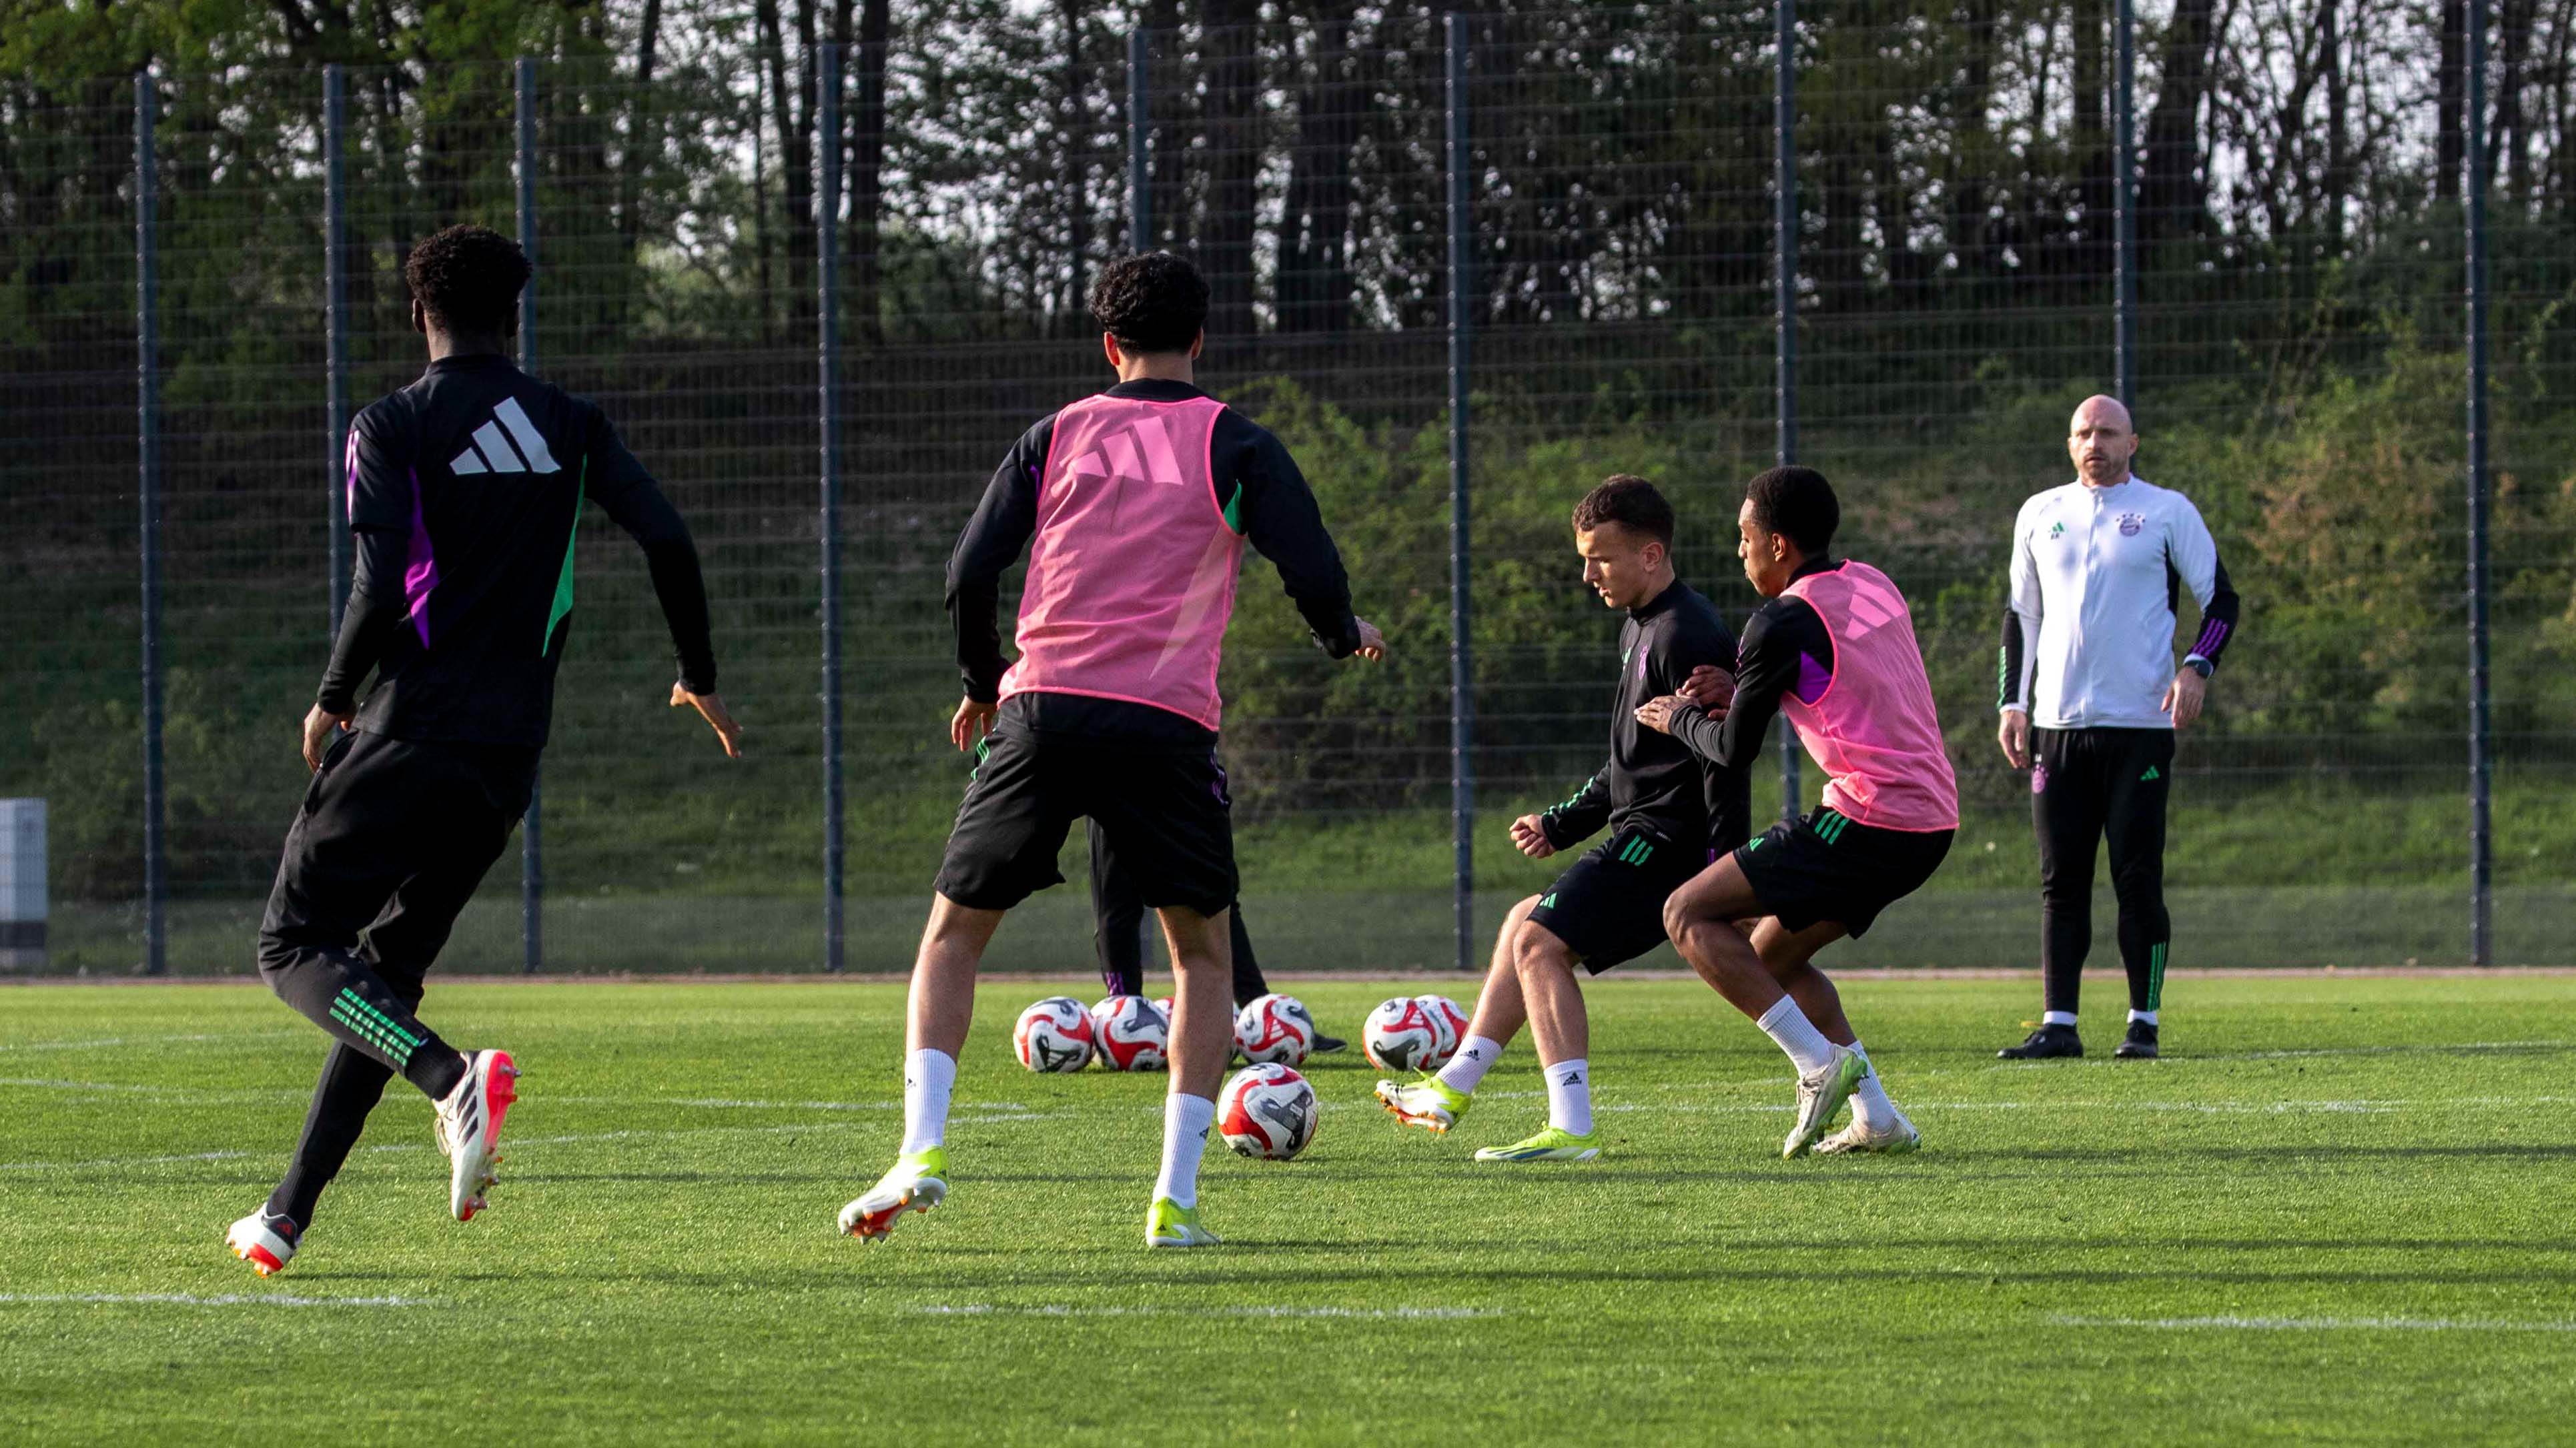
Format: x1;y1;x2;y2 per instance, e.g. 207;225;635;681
449;397;561;477
1066;414;1189;489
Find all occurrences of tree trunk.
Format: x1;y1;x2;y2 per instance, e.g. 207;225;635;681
849;0;889;341
616;0;665;263
1282;6;1358;331
1146;0;1188;250
2140;0;2216;244
2073;0;2110;286
1199;0;1260;339
1060;0;1092;334
2439;0;2465;202
757;0;817;329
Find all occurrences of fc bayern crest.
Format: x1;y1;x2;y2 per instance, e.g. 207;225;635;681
2118;512;2145;536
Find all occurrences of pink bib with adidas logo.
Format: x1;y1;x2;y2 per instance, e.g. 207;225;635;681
1001;393;1244;730
1779;560;1960;831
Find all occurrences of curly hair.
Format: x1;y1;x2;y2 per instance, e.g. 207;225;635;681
1745;466;1839;556
402;223;530;335
1571;474;1675;546
1088;251;1209;353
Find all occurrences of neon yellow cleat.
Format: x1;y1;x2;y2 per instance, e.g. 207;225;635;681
1783;1047;1869;1159
1374;1076;1470;1133
1146;1197;1221;1248
1472;1125;1602;1163
838;1147;949;1241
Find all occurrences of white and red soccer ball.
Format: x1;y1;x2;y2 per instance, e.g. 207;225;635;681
1416;994;1468;1070
1218;1062;1318;1160
1088;994;1170;1071
1233;992;1318;1066
1013;996;1096;1072
1363;995;1458;1073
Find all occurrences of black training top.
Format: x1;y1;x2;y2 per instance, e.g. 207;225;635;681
318;354;718;748
945;378;1363;742
1539;578;1751;854
1667;556;1839;771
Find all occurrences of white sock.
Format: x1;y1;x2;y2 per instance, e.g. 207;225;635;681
2043;1010;2078;1028
1755;996;1836;1074
897;1048;955;1157
1436;1035;1505;1094
1847;1042;1898;1130
1543;1058;1593;1136
1154;1093;1216;1209
2128;1009;2158;1026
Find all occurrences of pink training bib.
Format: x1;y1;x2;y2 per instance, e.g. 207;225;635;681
1000;394;1244;731
1778;560;1960;832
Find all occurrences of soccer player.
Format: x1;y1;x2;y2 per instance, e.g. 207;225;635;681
1995;396;2240;1060
227;224;739;1277
1088;826;1348;1052
1375;476;1749;1163
837;252;1383;1249
1639;466;1950;1157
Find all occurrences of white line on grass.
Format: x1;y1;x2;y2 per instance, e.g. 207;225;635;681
0;1032;293;1055
0;1293;430;1309
915;1304;1504;1320
2050;1314;2576;1333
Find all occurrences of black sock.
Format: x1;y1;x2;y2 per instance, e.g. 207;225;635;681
268;1042;395;1230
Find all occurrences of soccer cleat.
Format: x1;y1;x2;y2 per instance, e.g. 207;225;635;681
1813;1107;1922;1156
838;1148;949;1241
1310;1033;1350;1056
1146;1197;1221;1248
432;1048;518;1222
1374;1076;1470;1133
1472;1125;1602;1163
1997;1023;2084;1060
1783;1046;1868;1159
224;1208;300;1276
2115;1020;2160;1058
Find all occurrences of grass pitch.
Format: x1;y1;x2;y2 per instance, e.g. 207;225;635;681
3;974;2572;1445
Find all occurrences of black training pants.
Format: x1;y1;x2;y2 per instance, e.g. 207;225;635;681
1086;818;1268;1004
2032;726;2173;1016
256;728;536;1226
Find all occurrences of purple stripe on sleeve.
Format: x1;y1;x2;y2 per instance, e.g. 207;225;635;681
404;467;439;647
2192;618;2228;657
1793;650;1832;704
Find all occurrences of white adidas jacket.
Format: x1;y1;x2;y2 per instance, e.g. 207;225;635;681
2001;475;2236;731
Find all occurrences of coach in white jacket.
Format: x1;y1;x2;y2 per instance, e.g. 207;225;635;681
1995;396;2240;1060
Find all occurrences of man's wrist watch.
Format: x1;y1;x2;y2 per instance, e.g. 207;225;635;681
2185;658;2214;679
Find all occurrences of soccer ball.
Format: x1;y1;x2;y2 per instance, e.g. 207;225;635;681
1090;994;1170;1071
1218;1062;1318;1160
1414;994;1468;1070
1234;992;1317;1066
1013;996;1095;1072
1363;996;1450;1073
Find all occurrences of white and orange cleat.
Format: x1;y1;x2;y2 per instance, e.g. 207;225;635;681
225;1208;300;1276
433;1049;518;1222
837;1149;949;1242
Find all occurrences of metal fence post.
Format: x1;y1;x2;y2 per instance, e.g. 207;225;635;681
1444;15;1476;973
515;56;544;975
2465;0;2495;966
2112;0;2138;412
136;70;167;976
1772;0;1801;824
325;67;352;634
819;44;848;973
1128;31;1150;251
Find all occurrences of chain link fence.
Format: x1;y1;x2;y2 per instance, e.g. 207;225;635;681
5;2;2569;974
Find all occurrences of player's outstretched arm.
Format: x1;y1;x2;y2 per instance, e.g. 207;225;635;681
584;416;730;758
671;683;742;759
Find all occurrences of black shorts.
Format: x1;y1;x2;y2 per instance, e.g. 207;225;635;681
1527;825;1713;974
1732;806;1952;938
935;722;1238;918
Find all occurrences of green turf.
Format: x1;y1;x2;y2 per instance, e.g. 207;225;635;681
3;976;2573;1444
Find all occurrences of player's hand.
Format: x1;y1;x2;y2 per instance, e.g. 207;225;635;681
671;684;743;759
1678;664;1734;714
1998;708;2031;769
1350;618;1387;662
301;704;352;774
2162;669;2206;730
1634;695;1682;734
951;696;999;752
1509;814;1557;859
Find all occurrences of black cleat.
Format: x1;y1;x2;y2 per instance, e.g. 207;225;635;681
1997;1023;2084;1060
1309;1032;1349;1056
2114;1021;2160;1058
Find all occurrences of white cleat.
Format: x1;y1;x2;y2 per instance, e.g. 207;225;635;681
433;1049;518;1222
224;1208;299;1276
839;1149;949;1241
1813;1107;1922;1156
1783;1045;1867;1159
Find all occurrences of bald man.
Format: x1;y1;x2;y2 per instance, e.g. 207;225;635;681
1996;396;2241;1060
